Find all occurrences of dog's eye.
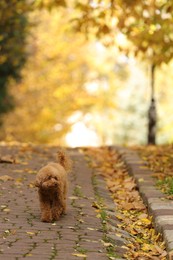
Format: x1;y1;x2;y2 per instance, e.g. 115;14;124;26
54;177;58;180
48;176;52;180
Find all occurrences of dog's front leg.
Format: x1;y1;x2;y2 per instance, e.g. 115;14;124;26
39;192;52;222
62;181;68;214
52;194;64;221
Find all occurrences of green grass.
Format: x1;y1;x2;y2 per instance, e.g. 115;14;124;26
157;177;173;195
91;174;119;259
73;185;84;197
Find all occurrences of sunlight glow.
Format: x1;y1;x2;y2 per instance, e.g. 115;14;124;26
65;122;100;147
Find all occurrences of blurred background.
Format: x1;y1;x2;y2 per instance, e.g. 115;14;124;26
1;0;173;147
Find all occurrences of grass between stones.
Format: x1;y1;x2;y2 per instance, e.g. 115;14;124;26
91;174;121;259
136;145;173;198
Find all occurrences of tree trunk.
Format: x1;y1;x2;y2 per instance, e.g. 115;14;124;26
147;64;157;145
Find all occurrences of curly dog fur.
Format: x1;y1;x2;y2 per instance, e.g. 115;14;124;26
35;150;71;222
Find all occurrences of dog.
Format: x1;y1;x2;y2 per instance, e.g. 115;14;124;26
35;150;72;222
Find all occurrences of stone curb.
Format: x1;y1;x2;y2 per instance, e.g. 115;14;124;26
116;147;173;260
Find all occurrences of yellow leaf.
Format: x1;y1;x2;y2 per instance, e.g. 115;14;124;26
1;205;7;209
0;156;15;163
3;208;10;212
101;241;113;247
68;196;79;200
0;175;14;182
141;243;153;252
27;170;37;174
87;227;96;231
138;178;144;182
92;201;101;209
72;253;87;257
15;178;24;185
141;218;151;226
13;170;23;173
28;183;35;188
115;233;122;237
26;232;35;235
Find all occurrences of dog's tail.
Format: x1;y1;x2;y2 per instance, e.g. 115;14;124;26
57;150;72;172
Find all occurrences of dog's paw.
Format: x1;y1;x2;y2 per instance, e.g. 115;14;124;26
41;217;52;223
41;213;53;223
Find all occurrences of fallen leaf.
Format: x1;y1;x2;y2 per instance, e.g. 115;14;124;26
72;253;87;257
3;208;10;212
68;196;79;200
92;201;101;209
0;155;15;164
27;170;37;174
141;243;153;252
28;183;35;188
140;218;152;226
13;170;24;173
1;205;7;209
133;201;145;210
115;233;122;237
87;227;96;231
121;202;134;210
124;181;136;191
26;232;35;235
138;213;148;219
101;240;113;247
0;175;14;182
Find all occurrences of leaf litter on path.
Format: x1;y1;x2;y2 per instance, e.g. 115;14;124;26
84;147;167;260
135;145;173;197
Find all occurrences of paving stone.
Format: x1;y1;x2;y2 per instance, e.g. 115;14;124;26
163;230;173;243
0;145;130;259
150;209;173;219
167;241;173;251
148;198;166;204
155;216;173;233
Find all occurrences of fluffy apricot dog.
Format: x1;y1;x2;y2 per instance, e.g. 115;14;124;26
35;150;71;222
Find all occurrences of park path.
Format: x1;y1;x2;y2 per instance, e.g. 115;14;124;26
0;144;171;259
0;145;127;260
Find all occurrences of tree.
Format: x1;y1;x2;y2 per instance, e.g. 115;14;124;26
0;1;30;115
0;0;67;117
0;10;104;143
71;0;173;144
1;8;126;144
116;0;173;144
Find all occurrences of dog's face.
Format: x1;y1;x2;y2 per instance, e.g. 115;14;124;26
36;174;60;190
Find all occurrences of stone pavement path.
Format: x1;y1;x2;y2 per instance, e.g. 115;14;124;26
0;145;128;260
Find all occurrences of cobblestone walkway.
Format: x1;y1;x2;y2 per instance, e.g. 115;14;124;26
0;145;171;259
0;145;128;260
0;146;105;259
